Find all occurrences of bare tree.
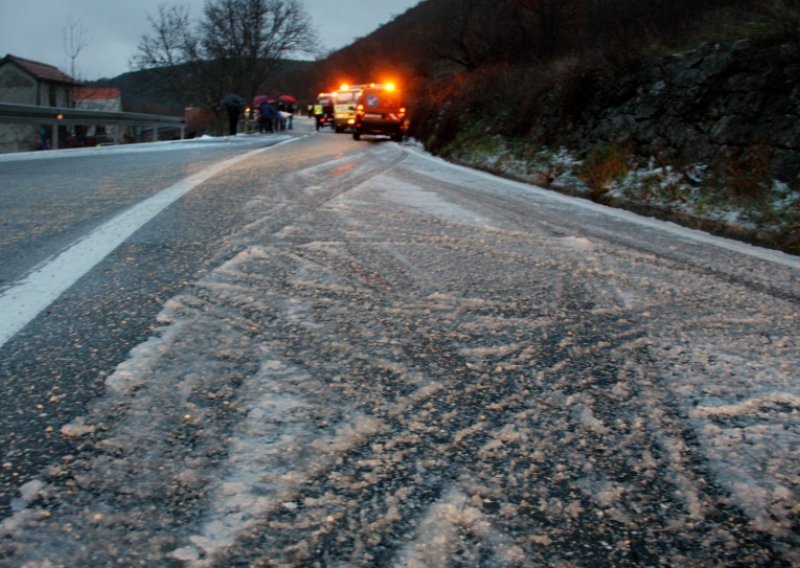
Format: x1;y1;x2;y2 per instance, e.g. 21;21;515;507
63;16;91;82
201;0;318;97
430;0;574;71
436;0;492;71
512;0;578;60
132;5;204;104
132;0;318;112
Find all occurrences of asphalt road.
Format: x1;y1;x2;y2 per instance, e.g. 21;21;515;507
0;133;294;518
0;120;798;567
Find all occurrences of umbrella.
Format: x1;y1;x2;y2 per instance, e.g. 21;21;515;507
278;94;297;103
222;92;245;107
252;95;270;108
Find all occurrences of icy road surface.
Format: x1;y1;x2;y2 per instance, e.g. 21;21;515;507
1;127;799;566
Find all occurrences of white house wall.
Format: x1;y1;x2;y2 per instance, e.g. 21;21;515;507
0;66;37;152
0;63;75;153
0;65;37;104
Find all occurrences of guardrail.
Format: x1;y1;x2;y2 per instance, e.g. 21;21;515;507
0;102;186;149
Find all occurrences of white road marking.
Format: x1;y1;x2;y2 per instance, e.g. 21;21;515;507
0;139;298;348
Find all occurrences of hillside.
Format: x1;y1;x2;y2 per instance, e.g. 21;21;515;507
310;0;800;254
89;69;184;115
89;59;313;115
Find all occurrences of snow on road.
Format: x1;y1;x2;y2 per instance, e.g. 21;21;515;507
1;140;798;566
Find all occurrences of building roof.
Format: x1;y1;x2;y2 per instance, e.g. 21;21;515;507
73;87;121;101
0;54;79;85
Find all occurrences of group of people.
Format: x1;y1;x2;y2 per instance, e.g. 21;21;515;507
222;92;294;136
256;100;294;134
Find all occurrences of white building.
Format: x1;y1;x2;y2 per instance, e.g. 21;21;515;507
73;87;122;141
0;54;79;152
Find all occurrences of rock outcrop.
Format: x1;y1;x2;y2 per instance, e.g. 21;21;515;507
542;39;800;188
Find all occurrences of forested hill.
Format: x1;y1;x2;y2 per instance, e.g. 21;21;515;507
308;0;768;93
88;59;313;115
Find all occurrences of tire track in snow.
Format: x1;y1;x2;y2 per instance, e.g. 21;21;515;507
205;215;784;565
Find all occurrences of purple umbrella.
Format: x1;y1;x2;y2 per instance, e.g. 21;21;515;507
252;95;270;108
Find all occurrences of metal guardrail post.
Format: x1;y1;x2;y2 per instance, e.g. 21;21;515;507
0;103;185;150
53;114;62;150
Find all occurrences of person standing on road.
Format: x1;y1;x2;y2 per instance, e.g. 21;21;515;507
257;107;266;133
260;101;277;133
276;101;286;131
222;93;244;136
313;102;324;131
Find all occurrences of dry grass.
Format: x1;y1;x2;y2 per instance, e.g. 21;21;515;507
580;143;632;197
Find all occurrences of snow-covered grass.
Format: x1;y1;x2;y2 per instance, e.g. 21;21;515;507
441;137;800;255
611;161;800;232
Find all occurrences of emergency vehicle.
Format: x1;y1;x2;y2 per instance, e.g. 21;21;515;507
332;84;365;133
352;83;408;142
315;92;335;130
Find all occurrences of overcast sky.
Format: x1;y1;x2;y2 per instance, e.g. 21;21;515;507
0;0;420;80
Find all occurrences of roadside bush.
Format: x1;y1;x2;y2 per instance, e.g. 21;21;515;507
410;65;549;154
408;76;466;154
723;147;774;205
749;0;800;42
484;64;551;138
581;143;632;197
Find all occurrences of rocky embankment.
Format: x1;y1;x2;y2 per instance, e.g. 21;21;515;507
559;39;799;184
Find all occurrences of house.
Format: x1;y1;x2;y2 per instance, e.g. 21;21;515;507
0;54;80;152
73;87;122;142
72;87;122;113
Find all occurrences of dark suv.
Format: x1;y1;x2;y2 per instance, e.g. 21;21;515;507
352;85;408;142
